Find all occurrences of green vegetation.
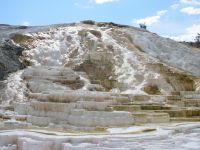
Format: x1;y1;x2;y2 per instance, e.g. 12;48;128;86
195;33;200;48
181;33;200;48
81;20;95;25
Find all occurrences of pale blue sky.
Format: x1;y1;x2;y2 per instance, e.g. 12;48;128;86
1;0;200;41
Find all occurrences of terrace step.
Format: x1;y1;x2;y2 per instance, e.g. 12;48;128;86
121;102;165;105
170;117;200;122
28;91;130;104
155;108;200;118
167;95;181;100
31;100;117;112
182;99;200;107
107;105;141;112
109;104;174;112
27;115;51;127
30;101;76;113
180;91;200;99
138;105;173;110
67;109;134;127
132;112;170;124
0;105;14;111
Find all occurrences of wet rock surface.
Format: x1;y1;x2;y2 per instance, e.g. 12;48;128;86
0;123;200;150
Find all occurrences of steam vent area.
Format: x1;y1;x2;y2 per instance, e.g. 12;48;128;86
0;21;200;149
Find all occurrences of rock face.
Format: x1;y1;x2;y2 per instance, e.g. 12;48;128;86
0;40;25;80
0;24;51;80
0;24;33;80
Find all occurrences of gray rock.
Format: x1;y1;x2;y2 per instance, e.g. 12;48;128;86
0;40;25;80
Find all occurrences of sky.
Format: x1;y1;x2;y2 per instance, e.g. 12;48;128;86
1;0;200;41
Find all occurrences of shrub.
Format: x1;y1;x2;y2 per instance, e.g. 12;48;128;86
81;20;95;25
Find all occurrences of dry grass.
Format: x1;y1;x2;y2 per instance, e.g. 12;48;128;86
11;34;33;44
144;84;161;95
135;44;144;52
89;30;102;38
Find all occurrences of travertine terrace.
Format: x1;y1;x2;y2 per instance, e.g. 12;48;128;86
0;21;200;149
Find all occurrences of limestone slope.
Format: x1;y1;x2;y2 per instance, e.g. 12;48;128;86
126;27;200;76
1;21;200;150
0;21;200;103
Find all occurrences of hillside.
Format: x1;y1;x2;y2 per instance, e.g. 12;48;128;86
0;21;200;149
1;21;200;102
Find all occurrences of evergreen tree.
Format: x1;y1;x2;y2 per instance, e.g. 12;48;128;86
139;23;147;30
194;33;200;48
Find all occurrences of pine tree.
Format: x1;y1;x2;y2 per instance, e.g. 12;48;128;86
139;23;147;30
195;33;200;48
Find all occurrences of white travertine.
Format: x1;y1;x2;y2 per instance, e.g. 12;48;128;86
68;110;134;127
